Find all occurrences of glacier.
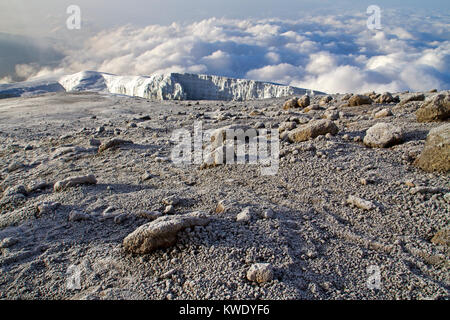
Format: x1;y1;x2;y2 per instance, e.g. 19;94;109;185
1;71;322;101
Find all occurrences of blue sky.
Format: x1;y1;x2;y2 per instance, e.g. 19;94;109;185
0;1;449;92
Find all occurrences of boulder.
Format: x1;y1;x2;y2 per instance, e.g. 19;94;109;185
298;95;311;108
416;94;450;122
363;123;404;148
288;120;338;143
123;211;210;254
399;93;425;106
347;94;372;106
414;123;450;173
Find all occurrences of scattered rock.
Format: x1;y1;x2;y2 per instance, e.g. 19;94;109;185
37;201;60;215
7;162;24;173
347;195;376;210
399;93;425;106
215;199;235;214
246;263;274;283
431;229;449;246
414;123;450;172
409;186;444;195
374;108;393;118
0;237;18;248
262;209;275;219
236;207;252;223
54;174;97;192
98;138;133;153
137;211;162;220
283;98;298;110
363;123;404;148
298;95;310;108
122;211;210;254
288;119;338;143
69;210;90;222
347;95;372;106
319;95;333;106
376;92;397;104
416;94;450;122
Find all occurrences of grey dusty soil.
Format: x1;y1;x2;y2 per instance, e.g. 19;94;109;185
0;91;448;300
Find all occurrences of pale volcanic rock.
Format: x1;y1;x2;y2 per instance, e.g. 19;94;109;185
363;123;404;148
123;211;211;254
54;174;97;192
288;119;338;142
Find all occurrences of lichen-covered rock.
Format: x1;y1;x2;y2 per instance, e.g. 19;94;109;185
363;123;404;148
123;211;210;254
54;174;97;191
288;119;338;142
246;263;274;283
416;94;450;122
376;92;397;104
347;94;372;106
414;123;450;173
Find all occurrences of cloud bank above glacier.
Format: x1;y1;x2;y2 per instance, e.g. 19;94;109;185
2;8;449;93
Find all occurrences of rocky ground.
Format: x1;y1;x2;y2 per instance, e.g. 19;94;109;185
0;90;448;300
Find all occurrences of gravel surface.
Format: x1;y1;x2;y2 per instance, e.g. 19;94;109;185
0;91;448;300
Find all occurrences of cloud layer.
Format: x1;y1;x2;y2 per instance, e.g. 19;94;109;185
4;9;450;93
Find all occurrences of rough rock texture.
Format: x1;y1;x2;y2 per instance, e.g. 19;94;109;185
414;123;450;173
416;94;450;122
363;123;404;148
283;98;299;110
123;212;210;254
288;119;338;142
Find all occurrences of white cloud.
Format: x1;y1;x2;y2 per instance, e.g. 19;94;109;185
8;10;450;93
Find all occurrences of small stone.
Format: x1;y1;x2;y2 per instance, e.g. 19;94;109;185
283;98;299;110
288;119;338;143
98;138;133;153
123;211;210;254
246;263;274;283
7;162;24;173
37;201;60;214
164;205;175;214
89;138;101;147
137;211;162;220
374;108;392;118
262;209;275;219
215;199;235;214
0;237;19;248
347;195;376;211
431;229;449;246
54;174;97;192
69;210;90;222
236;207;252;223
347;94;372;106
